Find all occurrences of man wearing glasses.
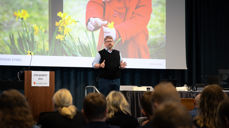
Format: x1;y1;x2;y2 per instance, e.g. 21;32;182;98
92;36;127;96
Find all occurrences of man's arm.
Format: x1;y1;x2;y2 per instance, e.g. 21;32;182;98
92;53;101;69
92;53;105;69
119;53;127;69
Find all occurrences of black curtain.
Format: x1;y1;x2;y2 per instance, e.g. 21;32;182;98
1;0;229;109
186;0;229;85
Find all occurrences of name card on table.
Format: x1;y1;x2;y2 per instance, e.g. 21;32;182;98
31;71;50;87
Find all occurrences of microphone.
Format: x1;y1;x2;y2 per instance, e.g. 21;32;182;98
27;50;33;70
17;50;33;80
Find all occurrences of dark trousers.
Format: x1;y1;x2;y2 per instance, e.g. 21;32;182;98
97;78;120;96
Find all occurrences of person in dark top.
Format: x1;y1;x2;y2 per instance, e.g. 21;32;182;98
151;101;193;128
0;89;35;128
217;99;229;128
92;36;127;96
139;91;154;128
83;92;119;128
194;85;226;128
38;88;86;128
106;91;139;128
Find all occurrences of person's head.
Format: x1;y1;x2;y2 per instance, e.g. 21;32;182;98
104;36;114;50
217;98;229;128
83;93;107;122
140;91;154;118
106;91;131;118
151;101;193;128
53;88;77;119
152;82;180;108
196;84;225;128
0;89;35;128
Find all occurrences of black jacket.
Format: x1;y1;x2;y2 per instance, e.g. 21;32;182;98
38;111;86;128
106;111;139;128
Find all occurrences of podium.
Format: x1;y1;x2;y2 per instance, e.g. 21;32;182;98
24;71;55;121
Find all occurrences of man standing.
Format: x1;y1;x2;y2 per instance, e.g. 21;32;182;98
92;36;126;96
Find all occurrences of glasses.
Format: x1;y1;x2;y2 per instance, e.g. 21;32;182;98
105;40;113;43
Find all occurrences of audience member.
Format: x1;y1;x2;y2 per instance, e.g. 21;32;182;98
194;84;226;128
217;98;229;128
0;89;35;128
190;93;201;119
83;92;118;128
38;88;86;128
106;91;139;128
139;91;154;128
151;101;193;128
152;82;180;109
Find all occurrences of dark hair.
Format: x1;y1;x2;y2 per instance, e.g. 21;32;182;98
151;101;192;128
104;35;113;42
196;84;225;128
0;89;35;128
83;93;106;121
140;91;154;118
217;99;229;128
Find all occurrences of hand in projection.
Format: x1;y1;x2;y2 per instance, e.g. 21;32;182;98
100;60;105;68
87;18;107;31
103;26;116;41
120;61;127;69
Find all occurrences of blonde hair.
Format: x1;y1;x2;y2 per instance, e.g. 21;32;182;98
53;88;77;119
106;91;131;118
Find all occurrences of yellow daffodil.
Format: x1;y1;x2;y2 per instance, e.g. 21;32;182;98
26;50;34;55
21;9;29;20
55;12;77;40
57;12;67;19
64;27;71;35
57;12;63;17
107;21;114;29
14;10;20;20
56;21;60;26
33;24;39;35
58;26;63;32
56;12;77;27
14;9;29;20
56;34;64;41
62;13;67;19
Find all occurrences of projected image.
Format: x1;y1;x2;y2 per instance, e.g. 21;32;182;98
0;0;48;55
64;0;166;59
0;0;168;68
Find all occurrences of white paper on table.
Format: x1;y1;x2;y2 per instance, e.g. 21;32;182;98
31;71;50;87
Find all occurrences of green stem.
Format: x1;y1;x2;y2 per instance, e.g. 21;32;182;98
113;38;121;48
68;33;76;43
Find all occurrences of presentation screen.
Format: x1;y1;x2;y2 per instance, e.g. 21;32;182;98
0;0;186;69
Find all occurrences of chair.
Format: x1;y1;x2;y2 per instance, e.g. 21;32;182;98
84;85;100;96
